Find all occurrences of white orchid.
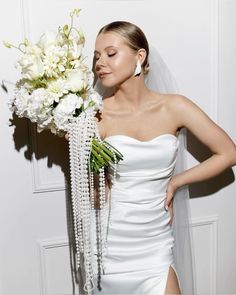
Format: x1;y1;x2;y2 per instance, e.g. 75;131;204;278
4;8;103;136
25;43;42;56
68;40;84;60
37;31;59;52
5;5;123;220
68;29;85;45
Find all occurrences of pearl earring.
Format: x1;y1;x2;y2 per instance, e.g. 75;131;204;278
134;60;142;76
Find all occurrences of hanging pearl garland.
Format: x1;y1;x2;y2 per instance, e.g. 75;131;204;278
68;108;118;294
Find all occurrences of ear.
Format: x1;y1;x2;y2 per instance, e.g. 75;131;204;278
136;48;147;65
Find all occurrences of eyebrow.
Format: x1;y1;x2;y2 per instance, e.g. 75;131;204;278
94;46;118;54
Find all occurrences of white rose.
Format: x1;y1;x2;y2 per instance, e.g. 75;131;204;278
47;78;69;101
12;87;31;117
27;88;54;123
65;68;89;92
90;91;103;110
84;90;103;111
37;31;58;52
18;53;44;80
53;93;84;131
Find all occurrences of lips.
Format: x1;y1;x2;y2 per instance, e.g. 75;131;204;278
99;72;111;79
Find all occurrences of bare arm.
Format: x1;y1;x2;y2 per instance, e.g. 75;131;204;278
165;95;236;213
172;95;236;188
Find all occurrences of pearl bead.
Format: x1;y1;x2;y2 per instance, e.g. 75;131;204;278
67;107;121;293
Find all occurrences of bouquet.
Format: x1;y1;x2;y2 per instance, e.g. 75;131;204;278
3;8;123;173
3;8;123;294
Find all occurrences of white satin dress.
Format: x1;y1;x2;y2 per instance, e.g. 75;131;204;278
92;133;182;295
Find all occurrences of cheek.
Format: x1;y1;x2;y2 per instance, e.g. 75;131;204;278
99;55;136;87
114;54;133;68
112;56;135;78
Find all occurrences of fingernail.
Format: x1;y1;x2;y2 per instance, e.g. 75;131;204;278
165;204;169;211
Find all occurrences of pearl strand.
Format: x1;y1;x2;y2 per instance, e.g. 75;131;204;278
68;110;96;295
68;119;81;271
68;108;119;294
81;111;95;293
98;166;106;275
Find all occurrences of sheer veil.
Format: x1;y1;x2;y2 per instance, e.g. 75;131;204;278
94;45;197;295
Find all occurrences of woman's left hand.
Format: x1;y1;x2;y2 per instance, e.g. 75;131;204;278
165;177;179;225
167;202;174;225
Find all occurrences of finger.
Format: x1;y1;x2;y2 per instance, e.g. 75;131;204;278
168;206;174;225
164;192;174;211
168;216;173;225
166;200;173;225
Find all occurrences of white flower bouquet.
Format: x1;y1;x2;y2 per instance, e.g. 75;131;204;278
3;8;123;173
4;9;123;293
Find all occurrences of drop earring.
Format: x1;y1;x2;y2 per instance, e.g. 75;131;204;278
134;60;142;76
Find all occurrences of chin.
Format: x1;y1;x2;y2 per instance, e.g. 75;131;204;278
99;74;129;89
99;79;116;89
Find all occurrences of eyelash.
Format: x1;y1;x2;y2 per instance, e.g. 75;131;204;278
95;52;116;61
108;53;116;57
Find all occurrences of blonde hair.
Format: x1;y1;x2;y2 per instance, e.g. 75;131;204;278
97;21;150;74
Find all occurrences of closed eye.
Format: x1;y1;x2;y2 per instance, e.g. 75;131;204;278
94;52;116;62
108;53;116;57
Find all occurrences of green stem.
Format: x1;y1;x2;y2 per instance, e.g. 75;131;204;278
92;144;111;163
93;138;123;159
91;149;105;165
104;141;124;158
92;140;114;157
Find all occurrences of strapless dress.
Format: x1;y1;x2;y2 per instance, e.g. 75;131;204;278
92;134;181;295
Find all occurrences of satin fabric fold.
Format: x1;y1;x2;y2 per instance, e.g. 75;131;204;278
92;134;182;294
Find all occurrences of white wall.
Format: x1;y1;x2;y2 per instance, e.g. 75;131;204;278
0;1;235;294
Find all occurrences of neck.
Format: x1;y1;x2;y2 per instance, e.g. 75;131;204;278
114;74;150;112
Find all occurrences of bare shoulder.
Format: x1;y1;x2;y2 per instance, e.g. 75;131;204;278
162;93;188;111
164;93;216;132
163;93;205;125
151;92;184;120
166;93;236;160
151;91;183;107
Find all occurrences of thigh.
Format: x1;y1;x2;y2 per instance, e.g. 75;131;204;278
164;265;181;295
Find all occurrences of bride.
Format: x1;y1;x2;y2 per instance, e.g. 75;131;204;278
69;21;236;295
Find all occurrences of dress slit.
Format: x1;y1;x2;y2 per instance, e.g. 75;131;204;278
163;263;182;295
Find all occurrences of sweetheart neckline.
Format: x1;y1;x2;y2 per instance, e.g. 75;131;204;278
103;133;179;143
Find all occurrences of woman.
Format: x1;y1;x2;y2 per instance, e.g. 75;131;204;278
78;21;236;294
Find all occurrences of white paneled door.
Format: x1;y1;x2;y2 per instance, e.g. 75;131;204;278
0;1;235;294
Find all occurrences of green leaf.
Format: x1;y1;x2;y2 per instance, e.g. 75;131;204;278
2;40;12;48
70;8;81;18
63;24;69;35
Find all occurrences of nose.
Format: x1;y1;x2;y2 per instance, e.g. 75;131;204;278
95;55;106;71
